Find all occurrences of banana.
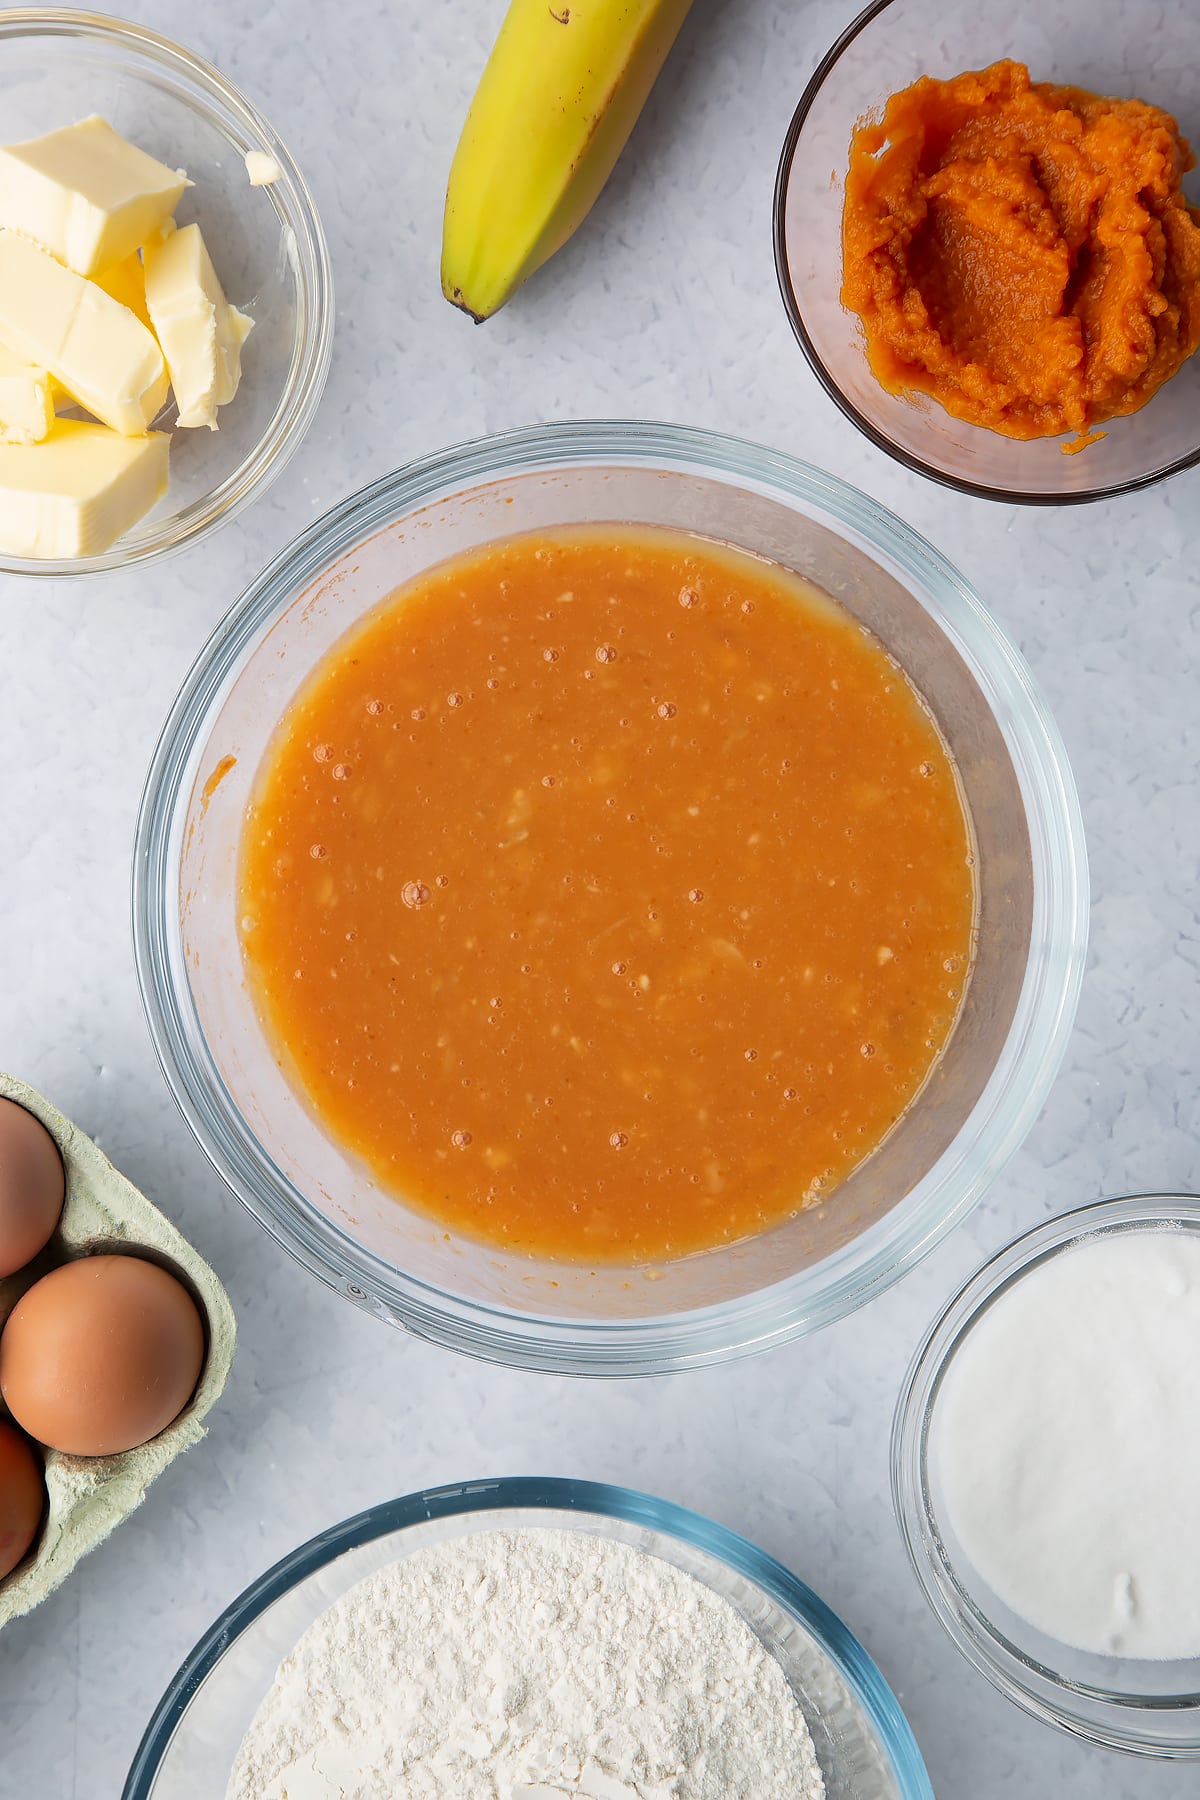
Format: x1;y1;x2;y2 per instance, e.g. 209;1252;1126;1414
442;0;694;321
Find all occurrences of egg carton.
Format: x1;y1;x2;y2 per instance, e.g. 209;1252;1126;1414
0;1070;236;1629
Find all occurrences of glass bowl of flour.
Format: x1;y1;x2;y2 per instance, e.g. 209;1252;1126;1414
893;1193;1200;1758
123;1477;932;1799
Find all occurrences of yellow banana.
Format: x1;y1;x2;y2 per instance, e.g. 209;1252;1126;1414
441;0;694;321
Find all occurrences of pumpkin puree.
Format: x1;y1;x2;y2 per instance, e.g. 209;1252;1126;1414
842;60;1200;445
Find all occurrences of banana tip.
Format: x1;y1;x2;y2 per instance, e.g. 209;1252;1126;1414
442;281;492;324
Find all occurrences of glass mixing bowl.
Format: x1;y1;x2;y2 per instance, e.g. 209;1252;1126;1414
132;419;1087;1374
123;1476;934;1800
0;9;333;575
893;1194;1200;1758
774;0;1200;504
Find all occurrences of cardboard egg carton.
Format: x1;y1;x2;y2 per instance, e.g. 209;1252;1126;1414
0;1071;235;1628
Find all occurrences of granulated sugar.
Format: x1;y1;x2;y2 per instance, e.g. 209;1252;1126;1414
228;1527;826;1799
935;1229;1200;1659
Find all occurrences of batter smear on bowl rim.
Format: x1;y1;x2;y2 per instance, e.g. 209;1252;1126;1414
238;525;976;1262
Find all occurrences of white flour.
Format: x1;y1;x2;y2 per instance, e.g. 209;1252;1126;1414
227;1527;826;1800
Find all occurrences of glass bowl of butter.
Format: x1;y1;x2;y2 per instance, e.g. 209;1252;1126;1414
0;10;332;575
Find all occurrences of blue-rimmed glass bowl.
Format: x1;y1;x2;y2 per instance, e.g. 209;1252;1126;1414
132;419;1087;1374
123;1476;933;1799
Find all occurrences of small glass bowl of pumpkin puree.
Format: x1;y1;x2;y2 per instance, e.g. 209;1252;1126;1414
133;421;1087;1374
775;0;1200;503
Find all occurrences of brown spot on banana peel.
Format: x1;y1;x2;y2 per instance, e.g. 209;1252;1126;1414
549;6;570;19
448;285;489;324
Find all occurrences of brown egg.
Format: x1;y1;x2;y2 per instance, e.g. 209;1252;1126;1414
0;1254;206;1457
0;1097;65;1278
0;1417;46;1579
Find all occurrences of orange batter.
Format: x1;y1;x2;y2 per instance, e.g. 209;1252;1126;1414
239;528;975;1262
842;60;1200;444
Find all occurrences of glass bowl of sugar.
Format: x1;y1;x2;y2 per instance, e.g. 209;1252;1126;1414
124;1476;933;1799
893;1193;1200;1757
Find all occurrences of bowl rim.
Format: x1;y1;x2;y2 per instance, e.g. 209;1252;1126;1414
0;6;334;577
891;1192;1200;1757
771;0;1200;507
121;1474;935;1800
131;417;1089;1376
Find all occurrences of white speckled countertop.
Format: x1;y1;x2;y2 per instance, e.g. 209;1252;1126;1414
1;1;1197;1794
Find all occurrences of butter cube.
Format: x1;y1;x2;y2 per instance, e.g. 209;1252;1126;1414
144;223;253;430
244;150;282;187
0;343;54;446
47;247;154;409
0;114;187;276
0;229;168;435
93;250;153;332
0;418;169;558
